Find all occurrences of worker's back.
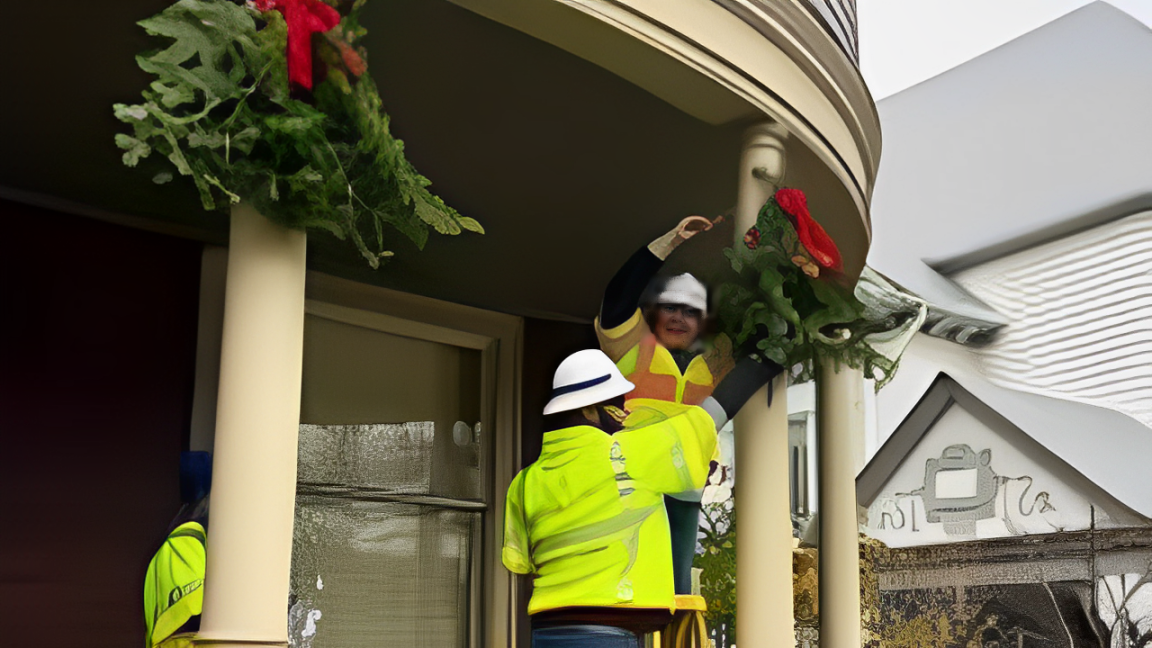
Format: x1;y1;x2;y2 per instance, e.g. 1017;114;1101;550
502;401;716;614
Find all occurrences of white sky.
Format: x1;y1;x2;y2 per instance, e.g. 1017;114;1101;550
858;0;1152;100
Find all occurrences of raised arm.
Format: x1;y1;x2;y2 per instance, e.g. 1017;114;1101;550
698;357;785;429
599;247;663;329
599;216;717;329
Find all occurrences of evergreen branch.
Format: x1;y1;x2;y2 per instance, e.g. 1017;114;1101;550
114;0;481;267
717;192;922;388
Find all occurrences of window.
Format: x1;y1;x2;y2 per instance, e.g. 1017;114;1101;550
789;411;816;522
287;276;521;647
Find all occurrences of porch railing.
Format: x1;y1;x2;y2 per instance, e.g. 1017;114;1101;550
797;0;859;64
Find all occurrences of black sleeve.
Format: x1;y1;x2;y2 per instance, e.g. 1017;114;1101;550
711;357;784;419
600;246;665;329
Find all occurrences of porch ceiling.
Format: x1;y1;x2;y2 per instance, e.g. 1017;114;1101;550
1;0;864;322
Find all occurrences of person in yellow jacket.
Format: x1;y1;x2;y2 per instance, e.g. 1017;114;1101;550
144;452;210;648
596;216;784;596
596;216;728;408
503;349;776;647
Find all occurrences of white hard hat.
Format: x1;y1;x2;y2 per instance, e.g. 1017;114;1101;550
656;273;708;314
542;349;636;415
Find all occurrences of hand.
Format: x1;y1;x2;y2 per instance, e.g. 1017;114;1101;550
673;215;715;242
649;215;723;260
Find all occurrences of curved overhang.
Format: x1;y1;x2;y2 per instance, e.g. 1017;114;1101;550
447;0;882;243
0;0;881;321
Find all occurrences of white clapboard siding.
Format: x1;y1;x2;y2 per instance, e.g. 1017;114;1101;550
952;210;1152;428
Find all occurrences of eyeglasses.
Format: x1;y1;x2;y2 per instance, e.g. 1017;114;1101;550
658;304;703;319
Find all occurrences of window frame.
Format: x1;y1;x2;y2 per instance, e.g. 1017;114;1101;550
304;271;523;647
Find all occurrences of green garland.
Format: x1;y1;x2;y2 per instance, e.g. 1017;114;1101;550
715;190;924;387
114;0;481;267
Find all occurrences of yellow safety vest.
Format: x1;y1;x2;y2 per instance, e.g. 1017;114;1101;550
502;400;716;614
596;310;733;406
618;334;716;405
144;521;206;648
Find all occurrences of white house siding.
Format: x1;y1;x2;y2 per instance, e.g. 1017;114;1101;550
870;331;1152;521
864;403;1132;549
873;333;981;442
951;210;1152;429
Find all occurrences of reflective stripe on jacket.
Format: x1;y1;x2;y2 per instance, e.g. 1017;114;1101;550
502;400;716;614
144;521;206;648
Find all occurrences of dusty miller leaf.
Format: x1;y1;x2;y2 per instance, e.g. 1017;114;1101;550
414;196;461;234
458;217;484;234
115;134;151;166
229;126;261;155
188;129;225;149
113;103;149;122
150;80;196;108
136;0;255;101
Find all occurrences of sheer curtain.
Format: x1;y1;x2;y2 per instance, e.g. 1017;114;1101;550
290;315;484;647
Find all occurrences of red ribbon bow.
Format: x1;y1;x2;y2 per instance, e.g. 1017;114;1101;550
774;188;843;272
254;0;341;90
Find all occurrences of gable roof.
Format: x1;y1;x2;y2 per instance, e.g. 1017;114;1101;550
867;2;1152;329
859;373;1152;519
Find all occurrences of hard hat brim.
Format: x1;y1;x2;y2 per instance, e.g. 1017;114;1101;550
655;290;707;314
542;374;635;416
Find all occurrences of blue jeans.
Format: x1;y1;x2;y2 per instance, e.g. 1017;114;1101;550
532;625;641;648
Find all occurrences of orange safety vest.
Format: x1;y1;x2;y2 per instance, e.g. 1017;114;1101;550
618;335;716;406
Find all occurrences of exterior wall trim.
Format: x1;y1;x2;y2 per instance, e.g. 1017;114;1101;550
569;0;874;228
0;183;227;245
875;527;1152;584
592;0;872;212
857;374;956;506
448;0;879;241
713;0;880;191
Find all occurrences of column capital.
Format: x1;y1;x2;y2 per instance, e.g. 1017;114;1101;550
741;121;788;186
741;120;789;147
736;121;789;237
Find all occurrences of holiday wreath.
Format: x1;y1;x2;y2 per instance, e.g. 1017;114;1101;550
114;0;480;268
715;188;925;387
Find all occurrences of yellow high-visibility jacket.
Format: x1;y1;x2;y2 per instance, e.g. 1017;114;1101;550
502;400;716;614
595;310;733;406
144;521;206;648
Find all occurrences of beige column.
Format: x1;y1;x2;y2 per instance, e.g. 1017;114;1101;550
733;122;794;648
197;203;307;647
816;360;864;648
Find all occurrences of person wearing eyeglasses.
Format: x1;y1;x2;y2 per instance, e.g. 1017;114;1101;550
595;217;784;597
